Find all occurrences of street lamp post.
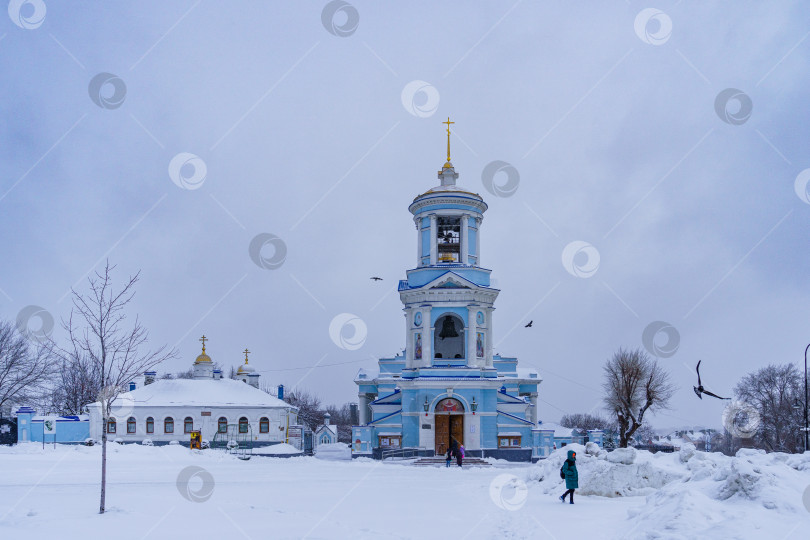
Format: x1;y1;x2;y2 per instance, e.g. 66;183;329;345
804;344;810;452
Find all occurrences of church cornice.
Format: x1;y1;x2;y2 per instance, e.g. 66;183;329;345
400;289;499;305
408;196;488;215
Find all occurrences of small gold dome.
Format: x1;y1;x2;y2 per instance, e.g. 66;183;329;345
237;348;254;373
237;361;254;374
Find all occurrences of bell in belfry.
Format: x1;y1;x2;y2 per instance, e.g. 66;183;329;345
438;316;458;340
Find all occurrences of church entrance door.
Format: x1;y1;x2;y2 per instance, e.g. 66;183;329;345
434;398;464;455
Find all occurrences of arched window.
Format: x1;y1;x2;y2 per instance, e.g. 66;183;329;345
238;417;248;433
218;417;228;434
164;417;174;434
107;417;116;434
184;417;193;434
146;417;154;434
127;417;136;434
260;417;269;433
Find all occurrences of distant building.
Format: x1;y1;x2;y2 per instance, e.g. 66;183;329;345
85;338;298;447
314;413;338;447
14;407;90;443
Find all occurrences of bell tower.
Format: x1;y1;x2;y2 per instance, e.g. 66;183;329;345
399;119;499;371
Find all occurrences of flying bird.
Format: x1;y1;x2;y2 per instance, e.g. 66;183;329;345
370;277;383;281
693;360;730;400
525;321;533;328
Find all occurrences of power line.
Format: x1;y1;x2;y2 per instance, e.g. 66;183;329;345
254;357;376;373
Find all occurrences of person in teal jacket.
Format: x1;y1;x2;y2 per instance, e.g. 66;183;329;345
559;449;578;504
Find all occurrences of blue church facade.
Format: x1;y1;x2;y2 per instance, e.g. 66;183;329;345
352;127;599;462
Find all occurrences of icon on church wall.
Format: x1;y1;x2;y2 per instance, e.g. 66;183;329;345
476;332;484;358
414;333;422;360
436;398;462;412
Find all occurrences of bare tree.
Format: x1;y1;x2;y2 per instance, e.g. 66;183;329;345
49;352;101;415
285;389;324;429
325;403;354;442
173;368;195;380
630;424;656;446
602;348;676;448
0;320;55;415
60;262;176;513
559;413;615;432
733;363;804;453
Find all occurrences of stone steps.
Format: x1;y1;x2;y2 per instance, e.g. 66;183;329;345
412;456;491;467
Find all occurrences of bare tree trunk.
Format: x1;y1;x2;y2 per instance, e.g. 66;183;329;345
100;421;107;513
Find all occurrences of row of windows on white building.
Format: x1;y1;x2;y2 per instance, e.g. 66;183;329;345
105;416;277;435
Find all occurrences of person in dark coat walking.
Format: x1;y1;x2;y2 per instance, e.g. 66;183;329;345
445;446;453;467
559;449;579;504
456;442;464;467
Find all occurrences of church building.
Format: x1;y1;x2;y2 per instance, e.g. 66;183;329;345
86;337;298;447
351;121;602;462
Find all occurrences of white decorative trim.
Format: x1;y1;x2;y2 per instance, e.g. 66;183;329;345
409;196;488;215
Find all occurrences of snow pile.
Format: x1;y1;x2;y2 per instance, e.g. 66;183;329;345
606;447;637;465
259;442;301;455
314;443;351;460
624;449;810;538
527;444;684;497
679;442;696;462
527;444;810;539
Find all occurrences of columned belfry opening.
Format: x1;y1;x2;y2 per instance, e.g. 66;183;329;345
437;216;461;262
434;314;464;361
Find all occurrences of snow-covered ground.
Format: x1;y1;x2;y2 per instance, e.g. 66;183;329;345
1;442;808;539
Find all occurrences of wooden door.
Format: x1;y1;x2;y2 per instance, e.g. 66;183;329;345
450;415;463;448
435;414;449;455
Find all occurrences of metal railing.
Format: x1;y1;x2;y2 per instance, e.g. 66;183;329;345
381;447;426;461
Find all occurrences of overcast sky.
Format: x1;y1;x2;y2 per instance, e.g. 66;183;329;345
2;1;809;431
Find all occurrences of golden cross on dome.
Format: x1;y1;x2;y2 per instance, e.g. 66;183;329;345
443;117;454;163
199;335;208;353
243;348;250;364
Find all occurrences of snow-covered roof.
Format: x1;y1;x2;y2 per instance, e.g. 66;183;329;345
317;424;337;436
85;379;296;409
514;367;540;379
31;415;89;421
535;422;575;438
